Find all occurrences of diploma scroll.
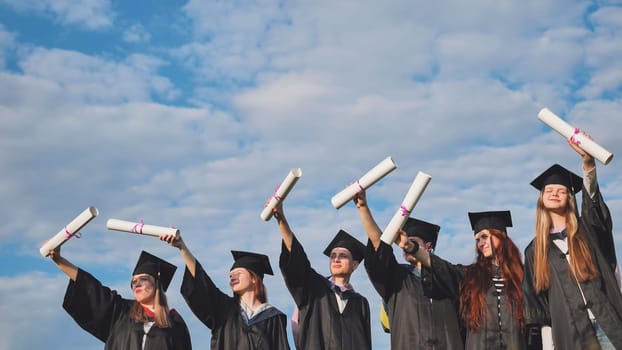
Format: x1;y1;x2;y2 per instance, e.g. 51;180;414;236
106;219;179;239
261;168;303;221
331;156;397;209
538;108;613;165
39;206;99;257
380;172;432;244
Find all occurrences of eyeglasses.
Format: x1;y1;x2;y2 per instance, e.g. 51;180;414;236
131;275;154;289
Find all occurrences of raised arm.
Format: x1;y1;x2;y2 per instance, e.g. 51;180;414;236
272;201;294;251
49;246;78;281
161;232;197;277
353;190;382;250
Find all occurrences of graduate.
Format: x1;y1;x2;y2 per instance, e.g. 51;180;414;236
414;211;526;349
522;136;622;350
50;248;192;350
271;202;371;350
354;190;464;349
161;233;290;350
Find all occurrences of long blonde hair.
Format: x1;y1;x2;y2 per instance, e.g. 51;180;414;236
130;283;172;328
533;192;599;293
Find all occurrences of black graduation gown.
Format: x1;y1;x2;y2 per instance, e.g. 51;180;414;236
63;269;192;350
426;255;525;350
181;261;290;350
523;185;622;350
364;240;464;349
279;235;372;350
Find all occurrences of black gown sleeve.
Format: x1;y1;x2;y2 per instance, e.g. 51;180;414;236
180;260;235;330
279;235;320;308
580;183;616;271
426;254;466;300
363;240;405;301
62;269;129;343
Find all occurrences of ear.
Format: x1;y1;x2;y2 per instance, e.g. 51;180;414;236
352;261;360;271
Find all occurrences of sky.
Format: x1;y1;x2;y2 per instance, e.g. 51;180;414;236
0;0;621;349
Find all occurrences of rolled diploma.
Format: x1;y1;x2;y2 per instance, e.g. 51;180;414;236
331;156;397;209
261;168;303;221
106;219;179;238
538;108;613;165
39;206;99;257
380;172;432;244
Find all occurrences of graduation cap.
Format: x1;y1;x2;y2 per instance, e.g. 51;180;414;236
132;251;177;292
402;217;440;248
323;229;366;262
530;163;583;194
230;251;274;280
468;210;512;234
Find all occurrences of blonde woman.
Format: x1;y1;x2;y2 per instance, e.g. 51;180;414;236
523;138;622;350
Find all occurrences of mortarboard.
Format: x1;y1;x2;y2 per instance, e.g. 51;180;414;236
323;229;366;262
468;210;513;234
530;163;583;194
402;217;440;248
132;250;177;291
230;251;274;279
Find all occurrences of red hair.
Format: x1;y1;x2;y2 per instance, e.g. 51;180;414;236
459;229;524;331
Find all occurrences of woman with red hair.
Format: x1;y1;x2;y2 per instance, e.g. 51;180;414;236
404;210;525;349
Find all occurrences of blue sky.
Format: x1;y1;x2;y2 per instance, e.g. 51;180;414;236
1;0;621;349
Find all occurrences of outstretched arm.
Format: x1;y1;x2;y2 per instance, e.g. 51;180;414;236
49;247;78;281
161;232;197;278
272;201;293;251
353;190;382;251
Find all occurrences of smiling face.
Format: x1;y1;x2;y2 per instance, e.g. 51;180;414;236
542;184;570;213
475;229;499;258
328;247;358;277
229;267;255;295
131;273;156;305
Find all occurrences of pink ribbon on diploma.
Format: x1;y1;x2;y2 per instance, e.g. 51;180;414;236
131;220;145;234
64;227;81;239
273;185;281;201
399;205;411;217
570;128;582;145
356;180;364;191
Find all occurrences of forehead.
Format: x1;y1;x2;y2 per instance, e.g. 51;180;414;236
132;273;153;280
543;184;568;191
474;229;491;239
229;267;249;274
330;247;352;256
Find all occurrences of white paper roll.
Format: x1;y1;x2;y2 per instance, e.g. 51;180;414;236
261;168;303;221
106;219;179;239
380;172;432;244
39;206;99;257
538;108;613;165
331;156;398;209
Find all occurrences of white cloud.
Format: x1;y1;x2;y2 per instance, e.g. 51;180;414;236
122;24;152;44
0;24;15;69
16;48;178;103
0;0;114;30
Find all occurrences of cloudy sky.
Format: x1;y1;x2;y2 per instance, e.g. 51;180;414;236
1;0;621;349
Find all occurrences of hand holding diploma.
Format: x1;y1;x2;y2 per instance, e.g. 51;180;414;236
39;206;99;257
538;107;613;165
261;168;302;221
106;219;179;239
380;171;432;244
331;156;397;209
